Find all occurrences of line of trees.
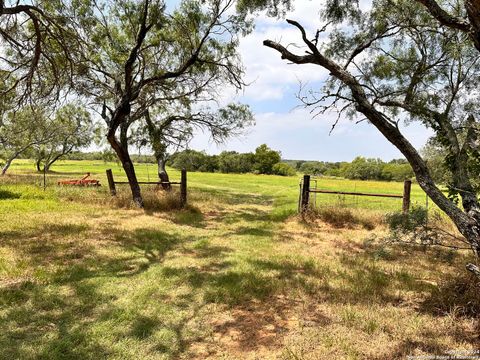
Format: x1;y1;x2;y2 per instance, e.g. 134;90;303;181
287;157;414;182
27;148;416;181
169;144;296;176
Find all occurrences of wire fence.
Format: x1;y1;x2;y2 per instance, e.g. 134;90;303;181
298;175;415;214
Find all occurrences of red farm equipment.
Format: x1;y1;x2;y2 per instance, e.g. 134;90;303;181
57;173;101;187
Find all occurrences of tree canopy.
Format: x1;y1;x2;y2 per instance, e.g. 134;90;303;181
0;1;79;103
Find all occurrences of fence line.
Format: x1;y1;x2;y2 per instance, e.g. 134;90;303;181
299;174;411;214
106;168;187;207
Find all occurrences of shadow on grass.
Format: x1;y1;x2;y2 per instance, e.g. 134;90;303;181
0;189;21;200
235;226;274;237
1;218;293;358
0;223;199;359
2;189;478;358
217;206;292;225
420;272;480;318
2;219;479;358
330;250;479;351
168;206;206;228
369;338;450;360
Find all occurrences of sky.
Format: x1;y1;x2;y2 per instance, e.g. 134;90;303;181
170;0;433;161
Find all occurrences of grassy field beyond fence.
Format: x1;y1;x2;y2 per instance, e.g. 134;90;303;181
6;159;429;213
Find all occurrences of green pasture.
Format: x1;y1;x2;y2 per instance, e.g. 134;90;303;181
6;159;429;214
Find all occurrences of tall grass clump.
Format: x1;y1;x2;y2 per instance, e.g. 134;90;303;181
303;206;381;230
111;186;183;211
423;272;480;318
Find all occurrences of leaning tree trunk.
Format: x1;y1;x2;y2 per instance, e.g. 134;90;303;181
466;0;480;51
1;158;13;176
144;110;172;190
154;149;171;191
1;149;24;175
45;151;69;173
107;134;144;208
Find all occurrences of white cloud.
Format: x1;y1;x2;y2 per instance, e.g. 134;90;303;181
238;2;330;102
188;107;434;161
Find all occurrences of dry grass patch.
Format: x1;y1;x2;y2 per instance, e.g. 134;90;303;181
302;206;383;230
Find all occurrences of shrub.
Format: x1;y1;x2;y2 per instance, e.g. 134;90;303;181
381;163;414;181
385;206;428;233
305;206;378;229
342;156;384;180
272;162;296;176
217;151;254;173
169;150;211;172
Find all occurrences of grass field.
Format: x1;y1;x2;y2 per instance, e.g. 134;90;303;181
0;160;478;359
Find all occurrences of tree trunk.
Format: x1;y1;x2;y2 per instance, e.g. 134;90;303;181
107;134;144;208
354;87;480;275
1;158;13;176
36;158;43;172
2;150;24;176
144;110;171;190
466;0;480;51
156;155;171;190
157;158;172;191
45;152;68;173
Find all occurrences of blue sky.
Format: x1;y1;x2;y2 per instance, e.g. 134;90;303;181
173;0;433;161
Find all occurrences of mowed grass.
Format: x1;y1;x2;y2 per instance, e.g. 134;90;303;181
0;160;478;359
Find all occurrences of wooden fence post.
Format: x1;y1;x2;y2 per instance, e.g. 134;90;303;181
300;175;310;213
402;179;411;214
180;169;187;208
106;169;116;196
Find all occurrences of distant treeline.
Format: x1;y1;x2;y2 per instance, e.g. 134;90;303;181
62;145;297;176
284;157;414;181
168;150;414;181
57;148;414;181
168;145;296;176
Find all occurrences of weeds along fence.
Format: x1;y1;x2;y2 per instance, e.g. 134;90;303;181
106;168;187;208
298;175;412;214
